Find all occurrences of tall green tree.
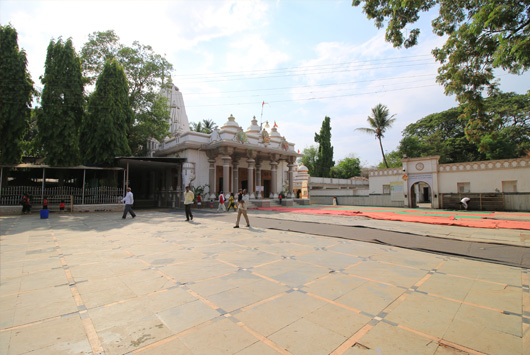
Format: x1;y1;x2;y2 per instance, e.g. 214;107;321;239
356;104;396;168
376;150;403;169
314;116;335;177
331;155;362;178
298;145;318;176
81;59;132;164
397;92;529;162
399;107;484;164
477;92;530;159
37;38;84;166
128;93;170;156
81;30;173;155
352;0;530;143
0;24;34;164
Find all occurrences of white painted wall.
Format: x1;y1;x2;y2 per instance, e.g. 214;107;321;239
437;159;530;193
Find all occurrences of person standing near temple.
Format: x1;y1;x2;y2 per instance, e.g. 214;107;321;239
120;187;136;219
217;191;226;212
184;186;194;221
234;189;250;228
227;192;236;212
21;193;31;214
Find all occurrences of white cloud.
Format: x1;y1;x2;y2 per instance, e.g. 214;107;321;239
225;34;290;73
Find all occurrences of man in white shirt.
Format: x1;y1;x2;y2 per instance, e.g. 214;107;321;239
184;186;194;221
120;187;136;219
460;197;471;210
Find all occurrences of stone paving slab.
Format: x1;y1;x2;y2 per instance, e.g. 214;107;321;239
1;210;529;354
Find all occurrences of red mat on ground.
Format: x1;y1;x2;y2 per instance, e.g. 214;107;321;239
254;207;530;230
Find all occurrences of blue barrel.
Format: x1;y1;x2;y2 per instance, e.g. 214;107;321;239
40;209;49;219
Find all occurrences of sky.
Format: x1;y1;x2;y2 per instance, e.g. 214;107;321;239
2;0;529;167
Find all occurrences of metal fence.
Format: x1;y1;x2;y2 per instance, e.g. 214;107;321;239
440;193;505;211
0;186;124;206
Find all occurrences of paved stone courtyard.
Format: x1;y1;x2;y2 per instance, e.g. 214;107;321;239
1;210;529;354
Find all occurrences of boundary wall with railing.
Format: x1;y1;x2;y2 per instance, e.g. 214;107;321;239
1;186;123;206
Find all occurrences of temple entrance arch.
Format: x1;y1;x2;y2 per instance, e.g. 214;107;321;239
407;173;433;208
409;181;433;208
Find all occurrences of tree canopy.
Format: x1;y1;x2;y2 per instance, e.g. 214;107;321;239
298;145;318;176
81;30;172;155
331;155;362;178
352;0;530;140
0;24;34;164
37;37;84;166
395;92;529;163
479;92;530;159
314;116;335;177
190;119;217;134
81;59;132;164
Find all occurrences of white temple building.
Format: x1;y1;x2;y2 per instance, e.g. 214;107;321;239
141;84;300;203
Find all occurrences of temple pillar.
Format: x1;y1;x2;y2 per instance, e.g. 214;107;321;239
288;162;296;198
222;156;231;196
255;161;262;199
232;160;239;194
270;161;278;198
208;158;216;199
247;159;255;198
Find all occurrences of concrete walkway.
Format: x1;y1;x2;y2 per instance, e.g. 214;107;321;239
1;210;529;354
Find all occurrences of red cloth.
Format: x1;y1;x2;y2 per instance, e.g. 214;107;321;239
254;207;530;230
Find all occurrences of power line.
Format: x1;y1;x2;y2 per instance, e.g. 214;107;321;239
183;73;437;97
186;83;439;107
175;54;433;78
186;77;437;102
176;61;436;84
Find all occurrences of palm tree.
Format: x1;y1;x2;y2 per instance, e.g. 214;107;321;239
356;104;396;168
201;119;216;134
189;119;216;133
189;121;203;132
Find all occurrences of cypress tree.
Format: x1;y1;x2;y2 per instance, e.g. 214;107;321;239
37;38;84;166
80;59;131;164
314;116;335;177
0;25;34;164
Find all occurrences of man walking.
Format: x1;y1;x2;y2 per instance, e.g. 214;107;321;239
120;187;136;219
234;189;250;228
184;186;194;221
217;191;227;212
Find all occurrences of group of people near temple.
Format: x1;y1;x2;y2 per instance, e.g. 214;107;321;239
183;188;250;228
120;186;251;228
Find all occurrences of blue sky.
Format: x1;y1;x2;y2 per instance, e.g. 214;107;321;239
2;0;528;167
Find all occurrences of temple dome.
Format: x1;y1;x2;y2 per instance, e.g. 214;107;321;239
246;116;260;135
221;114;240;130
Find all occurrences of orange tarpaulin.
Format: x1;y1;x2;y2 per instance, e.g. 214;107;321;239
253;207;530;230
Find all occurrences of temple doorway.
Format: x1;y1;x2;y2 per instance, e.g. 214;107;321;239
410;181;432;208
